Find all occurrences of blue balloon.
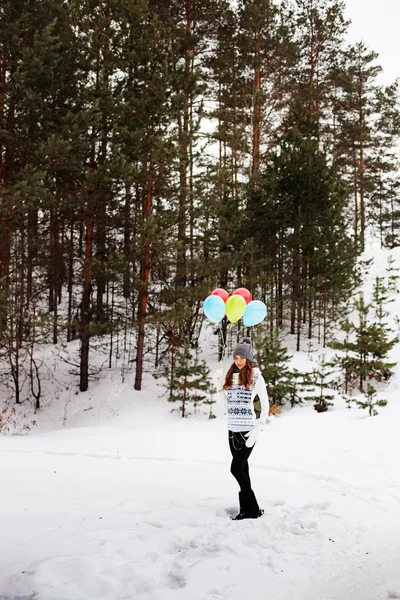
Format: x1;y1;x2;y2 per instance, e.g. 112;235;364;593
203;295;226;323
243;300;267;327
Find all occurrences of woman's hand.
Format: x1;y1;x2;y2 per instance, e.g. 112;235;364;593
245;421;264;448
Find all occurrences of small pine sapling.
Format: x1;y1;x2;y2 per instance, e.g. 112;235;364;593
257;327;292;407
386;255;400;294
286;368;305;408
303;355;336;413
329;318;353;393
156;344;213;418
345;384;387;417
203;392;217;419
306;341;317;358
330;293;397;392
373;276;392;326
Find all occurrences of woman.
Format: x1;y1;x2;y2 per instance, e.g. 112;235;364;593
219;337;269;520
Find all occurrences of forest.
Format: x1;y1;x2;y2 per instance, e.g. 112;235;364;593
1;0;400;409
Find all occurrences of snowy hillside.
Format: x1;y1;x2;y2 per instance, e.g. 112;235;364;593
1;240;400;600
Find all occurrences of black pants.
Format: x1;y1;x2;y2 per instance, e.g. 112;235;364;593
228;430;255;495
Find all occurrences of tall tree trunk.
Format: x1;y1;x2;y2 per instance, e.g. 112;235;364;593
353;144;358;248
67;222;74;342
79;174;95;392
358;88;365;251
49;207;55;313
278;245;283;327
0;82;14;330
96;196;106;322
176;2;193;292
308;261;312;339
307;0;317;117
123;183;131;299
26;207;38;303
134;157;153;391
251;23;261;183
294;207;302;351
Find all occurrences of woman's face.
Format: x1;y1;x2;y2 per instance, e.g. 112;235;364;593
234;355;246;370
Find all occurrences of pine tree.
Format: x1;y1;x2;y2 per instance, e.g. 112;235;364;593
287;368;307;408
345;384;387;417
332;42;382;251
205;0;247;322
246;103;357;350
377;172;400;248
386;255;400;294
303;354;335;412
330;293;397;392
238;0;295;184
294;0;349;139
256;327;292;406
370;81;400;247
157;344;213;418
0;0;85;400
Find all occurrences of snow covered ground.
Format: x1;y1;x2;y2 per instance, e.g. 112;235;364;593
1;241;400;600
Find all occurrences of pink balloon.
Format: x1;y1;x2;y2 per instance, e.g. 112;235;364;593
232;287;252;305
210;288;230;303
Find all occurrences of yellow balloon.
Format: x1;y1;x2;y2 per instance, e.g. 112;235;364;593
226;294;246;323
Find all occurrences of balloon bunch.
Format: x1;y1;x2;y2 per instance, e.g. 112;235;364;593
203;287;267;327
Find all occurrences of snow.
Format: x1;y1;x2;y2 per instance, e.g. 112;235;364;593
1;240;400;600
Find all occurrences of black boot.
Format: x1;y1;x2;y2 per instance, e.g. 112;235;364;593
232;491;247;520
244;490;264;519
232;491;264;520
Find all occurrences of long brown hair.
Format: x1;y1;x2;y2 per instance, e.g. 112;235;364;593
223;360;254;390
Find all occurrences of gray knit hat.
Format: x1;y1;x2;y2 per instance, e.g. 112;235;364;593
233;337;253;362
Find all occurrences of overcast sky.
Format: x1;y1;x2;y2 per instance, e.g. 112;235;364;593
344;0;400;86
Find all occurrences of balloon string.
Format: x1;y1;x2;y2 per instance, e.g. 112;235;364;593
217;321;249;363
236;323;245;339
219;322;243;362
218;324;228;363
218;320;235;363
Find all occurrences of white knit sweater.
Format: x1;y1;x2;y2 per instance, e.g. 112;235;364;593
224;367;269;432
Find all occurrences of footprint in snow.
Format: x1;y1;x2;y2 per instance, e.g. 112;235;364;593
167;570;186;589
224;506;238;519
143;519;163;529
285;520;318;535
